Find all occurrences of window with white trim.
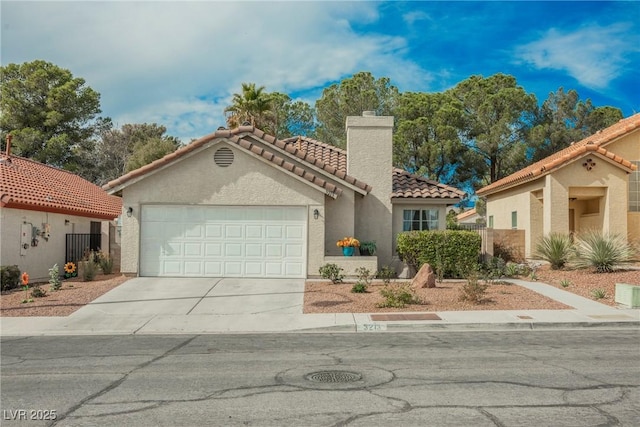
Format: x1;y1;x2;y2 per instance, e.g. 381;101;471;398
403;209;439;231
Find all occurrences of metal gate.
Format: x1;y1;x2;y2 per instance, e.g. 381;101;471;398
65;233;101;264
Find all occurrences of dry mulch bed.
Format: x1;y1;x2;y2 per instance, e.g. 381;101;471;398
304;280;572;313
0;274;130;317
304;265;640;313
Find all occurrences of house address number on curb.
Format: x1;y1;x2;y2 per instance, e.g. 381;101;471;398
357;323;387;332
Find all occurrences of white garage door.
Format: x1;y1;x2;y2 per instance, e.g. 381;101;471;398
140;206;307;278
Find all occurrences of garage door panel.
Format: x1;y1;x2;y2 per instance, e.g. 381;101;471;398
141;206;307;278
225;224;243;238
245;243;263;257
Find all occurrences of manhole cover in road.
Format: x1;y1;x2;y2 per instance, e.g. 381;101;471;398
306;370;362;383
277;365;394;390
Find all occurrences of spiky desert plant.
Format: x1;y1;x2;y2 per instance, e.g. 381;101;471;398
535;233;573;269
572;231;635;273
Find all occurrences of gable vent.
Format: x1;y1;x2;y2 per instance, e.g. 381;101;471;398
214;147;234;167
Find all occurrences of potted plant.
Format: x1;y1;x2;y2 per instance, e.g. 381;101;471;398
359;241;376;256
337;237;360;256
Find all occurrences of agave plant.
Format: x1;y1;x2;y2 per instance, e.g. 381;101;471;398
572;231;635;273
535;233;573;270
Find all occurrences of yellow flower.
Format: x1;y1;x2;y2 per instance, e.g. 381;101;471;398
64;262;77;274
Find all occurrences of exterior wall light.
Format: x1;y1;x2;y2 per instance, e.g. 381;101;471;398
313;209;320;220
126;207;133;218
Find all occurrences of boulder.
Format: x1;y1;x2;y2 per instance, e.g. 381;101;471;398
411;263;436;289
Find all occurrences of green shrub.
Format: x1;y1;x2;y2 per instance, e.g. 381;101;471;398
319;263;344;284
504;262;520;278
559;279;571;288
377;283;420;308
572;231;636;273
351;281;368;293
49;264;62;291
458;270;489;304
1;265;21;291
535;233;573;269
396;230;481;278
31;284;47;298
81;260;98;282
98;252;114;275
355;267;372;285
376;265;396;285
591;288;606;300
482;256;506;281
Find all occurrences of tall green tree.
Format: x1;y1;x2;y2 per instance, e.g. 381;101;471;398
393;92;467;186
266;92;316;139
450;73;537;187
0;60;103;168
79;123;180;185
528;88;622;161
224;83;274;130
315;72;399;147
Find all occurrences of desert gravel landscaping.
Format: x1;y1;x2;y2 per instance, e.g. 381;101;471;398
1;267;638;317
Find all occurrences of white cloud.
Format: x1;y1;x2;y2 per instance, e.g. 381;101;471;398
515;23;638;89
403;10;431;26
2;1;431;140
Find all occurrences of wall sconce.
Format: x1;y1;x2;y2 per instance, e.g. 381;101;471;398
64;219;70;225
126;207;133;218
313;209;319;220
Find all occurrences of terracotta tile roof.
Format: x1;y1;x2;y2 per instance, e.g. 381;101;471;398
456;208;477;221
0;156;122;220
104;126;464;201
392;168;466;199
104;126;372;197
477;114;640;196
282;136;347;172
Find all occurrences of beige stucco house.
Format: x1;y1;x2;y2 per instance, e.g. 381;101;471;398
0;146;122;281
104;112;464;278
477;114;640;259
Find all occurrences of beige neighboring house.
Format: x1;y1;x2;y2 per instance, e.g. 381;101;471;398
477;114;640;259
103;112;465;278
456;208;483;225
0;146;122;281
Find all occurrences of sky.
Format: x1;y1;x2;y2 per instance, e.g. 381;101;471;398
2;1;639;142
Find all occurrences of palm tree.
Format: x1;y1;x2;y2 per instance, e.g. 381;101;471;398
224;83;274;130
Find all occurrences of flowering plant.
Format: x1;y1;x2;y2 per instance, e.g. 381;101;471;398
336;237;360;248
63;262;77;278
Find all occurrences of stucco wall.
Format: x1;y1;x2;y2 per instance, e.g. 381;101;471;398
346;114;394;268
324;191;356;256
0;208;101;281
606;132;640;161
485;179;543;258
119;142;326;276
629;212;640;242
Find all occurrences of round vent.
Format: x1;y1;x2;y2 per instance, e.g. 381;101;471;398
214;147;234;167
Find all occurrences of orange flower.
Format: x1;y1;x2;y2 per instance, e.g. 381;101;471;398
64;262;76;274
21;272;29;286
336;237;360;247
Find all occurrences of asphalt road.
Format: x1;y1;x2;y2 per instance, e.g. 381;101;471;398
1;330;639;426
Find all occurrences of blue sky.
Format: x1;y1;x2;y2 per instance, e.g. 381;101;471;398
2;1;639;142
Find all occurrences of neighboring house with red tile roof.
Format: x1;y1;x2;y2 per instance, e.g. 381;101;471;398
456;208;483;225
104;112;464;279
477;113;640;259
1;150;122;280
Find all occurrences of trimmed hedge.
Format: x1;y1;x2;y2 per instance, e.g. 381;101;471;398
397;230;482;278
1;265;21;291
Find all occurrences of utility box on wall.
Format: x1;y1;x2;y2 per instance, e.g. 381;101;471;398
615;283;640;308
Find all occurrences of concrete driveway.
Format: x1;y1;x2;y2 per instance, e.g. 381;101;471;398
74;277;306;316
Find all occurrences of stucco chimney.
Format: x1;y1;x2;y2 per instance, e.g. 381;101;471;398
346;112;394;266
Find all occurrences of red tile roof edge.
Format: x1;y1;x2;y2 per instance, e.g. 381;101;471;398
392;168;466;199
103;126;371;195
477;114;640;196
1;156;122;219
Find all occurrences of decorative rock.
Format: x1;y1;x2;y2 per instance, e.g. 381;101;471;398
412;263;436;289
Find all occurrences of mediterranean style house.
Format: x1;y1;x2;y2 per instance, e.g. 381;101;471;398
104;112;465;278
477;113;639;259
0;143;122;280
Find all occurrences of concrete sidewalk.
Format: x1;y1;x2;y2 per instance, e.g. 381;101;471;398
1;278;638;336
